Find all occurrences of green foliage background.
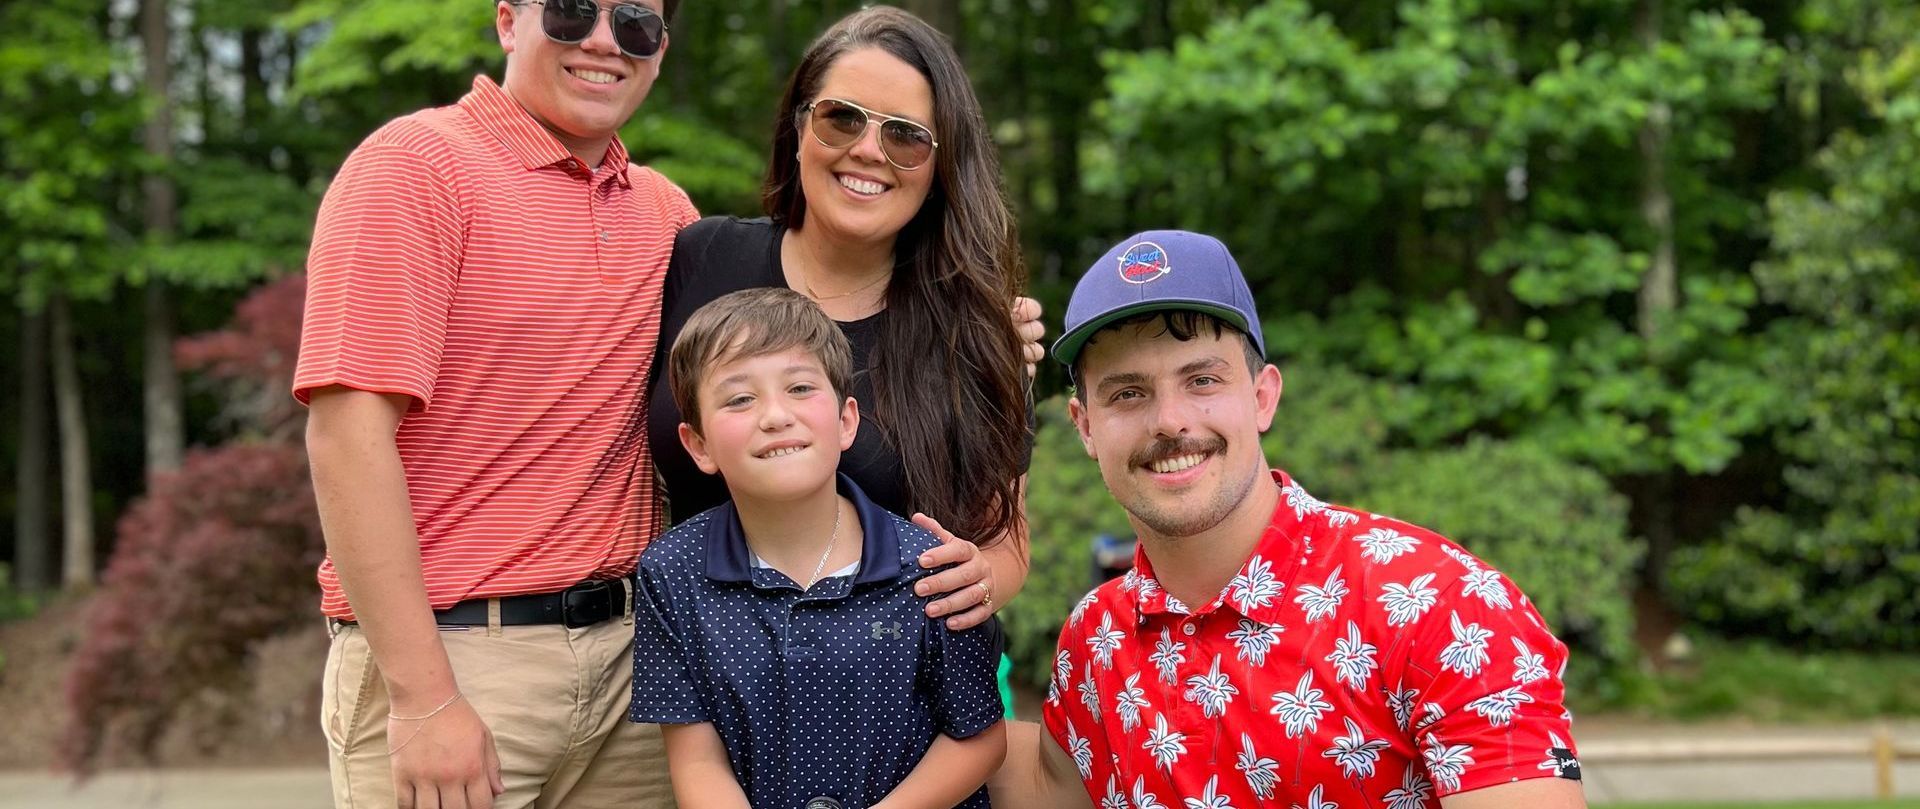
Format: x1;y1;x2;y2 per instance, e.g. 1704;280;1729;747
4;0;1918;735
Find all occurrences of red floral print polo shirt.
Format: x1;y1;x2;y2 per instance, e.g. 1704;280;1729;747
1042;470;1582;808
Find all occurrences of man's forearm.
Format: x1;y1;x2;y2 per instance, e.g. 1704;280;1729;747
874;723;1006;809
307;390;455;706
989;720;1092;809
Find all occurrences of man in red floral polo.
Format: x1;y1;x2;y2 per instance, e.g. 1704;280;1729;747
992;230;1586;809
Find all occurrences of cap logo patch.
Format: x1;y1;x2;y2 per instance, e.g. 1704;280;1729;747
1117;241;1170;284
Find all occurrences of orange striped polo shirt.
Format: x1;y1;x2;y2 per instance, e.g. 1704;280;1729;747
294;75;698;621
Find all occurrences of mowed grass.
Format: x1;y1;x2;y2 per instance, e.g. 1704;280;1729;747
1608;802;1920;808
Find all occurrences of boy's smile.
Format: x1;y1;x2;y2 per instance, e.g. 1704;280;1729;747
678;346;858;505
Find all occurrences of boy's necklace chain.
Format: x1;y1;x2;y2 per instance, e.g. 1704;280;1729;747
803;502;843;590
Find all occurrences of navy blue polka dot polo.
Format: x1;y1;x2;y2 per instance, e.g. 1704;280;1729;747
630;475;1002;809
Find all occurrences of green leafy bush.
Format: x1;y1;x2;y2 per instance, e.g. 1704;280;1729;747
1589;638;1920;721
1668;43;1920;651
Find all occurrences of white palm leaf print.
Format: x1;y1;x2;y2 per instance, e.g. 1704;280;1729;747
1465;685;1535;728
1325;509;1360;529
1283;480;1329;520
1136;573;1166;604
1049;648;1073;705
1235;732;1279;800
1415;702;1446;734
1290;784;1338;809
1228;555;1283;613
1150;627;1188;686
1226;617;1284;666
1379;573;1439;627
1459;568;1512;610
1163;592;1190;615
1327;620;1379;690
1383;768;1435;809
1512;637;1549;684
1182;775;1237;809
1088;611;1127;668
1101;775;1131;809
1079;661;1103;720
1116;671;1150;733
1072;587;1102;625
1144;713;1188;771
1066;720;1094;780
1270;671;1335;738
1438;611;1494;677
1356;527;1420;564
1439;544;1481;572
1386;682;1420;732
1132;776;1168;809
1182;654;1240;719
1294;565;1349;623
1422;733;1475;793
1323;716;1390;780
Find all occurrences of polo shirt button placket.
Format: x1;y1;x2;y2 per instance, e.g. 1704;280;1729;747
589;180;608;275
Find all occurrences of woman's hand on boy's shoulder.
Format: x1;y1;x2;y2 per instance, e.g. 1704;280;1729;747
910;512;997;631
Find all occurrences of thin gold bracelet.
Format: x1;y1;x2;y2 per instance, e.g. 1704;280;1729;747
388;690;463;722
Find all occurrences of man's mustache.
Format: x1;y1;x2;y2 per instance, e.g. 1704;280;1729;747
1129;435;1227;468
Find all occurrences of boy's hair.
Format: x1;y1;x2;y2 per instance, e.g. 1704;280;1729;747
1070;310;1267;402
669;287;854;433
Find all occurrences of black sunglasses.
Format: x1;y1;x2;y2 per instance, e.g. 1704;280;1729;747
513;0;668;60
799;98;939;171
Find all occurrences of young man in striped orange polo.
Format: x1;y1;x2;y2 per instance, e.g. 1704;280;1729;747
296;3;691;808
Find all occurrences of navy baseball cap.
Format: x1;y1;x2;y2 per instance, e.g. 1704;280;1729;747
1052;229;1265;367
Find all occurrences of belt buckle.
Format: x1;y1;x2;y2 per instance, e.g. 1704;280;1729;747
562;580;613;628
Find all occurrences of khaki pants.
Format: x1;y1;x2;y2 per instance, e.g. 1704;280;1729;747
322;615;675;809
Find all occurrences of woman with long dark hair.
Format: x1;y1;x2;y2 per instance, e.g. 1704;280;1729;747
644;5;1034;623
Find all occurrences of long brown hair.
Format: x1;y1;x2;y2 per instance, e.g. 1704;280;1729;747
762;6;1028;548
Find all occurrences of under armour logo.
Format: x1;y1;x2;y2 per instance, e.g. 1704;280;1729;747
871;621;904;640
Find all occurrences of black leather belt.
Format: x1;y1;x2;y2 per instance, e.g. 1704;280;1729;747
335;579;628;629
439;579;627;628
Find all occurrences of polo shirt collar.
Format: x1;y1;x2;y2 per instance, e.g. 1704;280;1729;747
703;474;904;586
1125;469;1311;627
458;75;633;183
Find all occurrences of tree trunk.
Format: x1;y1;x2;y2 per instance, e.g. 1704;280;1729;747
143;0;184;476
1635;0;1678;596
14;307;53;591
51;295;96;589
1636;0;1676;342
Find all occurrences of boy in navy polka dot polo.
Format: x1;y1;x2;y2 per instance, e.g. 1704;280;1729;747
631;287;1007;809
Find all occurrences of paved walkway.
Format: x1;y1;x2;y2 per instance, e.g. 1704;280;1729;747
0;768;330;809
3;722;1917;808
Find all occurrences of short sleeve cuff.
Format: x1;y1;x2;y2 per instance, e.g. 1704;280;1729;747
1451;765;1581;798
628;703;709;725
